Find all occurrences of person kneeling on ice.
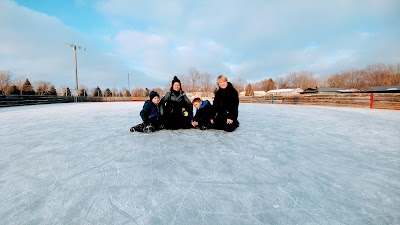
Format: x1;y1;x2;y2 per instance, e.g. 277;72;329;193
191;97;213;130
130;91;162;133
212;75;240;132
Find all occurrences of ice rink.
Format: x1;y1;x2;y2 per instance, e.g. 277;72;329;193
0;102;399;224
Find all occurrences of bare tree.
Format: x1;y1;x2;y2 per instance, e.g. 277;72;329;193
132;88;145;97
34;80;52;95
162;86;169;96
0;71;13;95
250;82;262;91
326;64;400;89
259;78;276;91
121;87;129;97
286;71;319;89
187;68;201;92
231;77;246;93
152;87;163;96
327;73;343;88
275;77;289;89
318;74;331;88
198;72;212;93
59;85;68;96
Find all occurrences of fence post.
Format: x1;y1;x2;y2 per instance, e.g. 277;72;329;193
370;93;374;108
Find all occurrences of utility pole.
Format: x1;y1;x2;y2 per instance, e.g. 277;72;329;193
65;43;86;97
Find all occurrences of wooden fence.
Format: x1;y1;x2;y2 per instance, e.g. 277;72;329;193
239;93;400;110
0;95;146;107
1;94;399;110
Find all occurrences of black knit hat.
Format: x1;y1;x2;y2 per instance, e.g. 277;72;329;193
149;91;159;101
171;76;181;88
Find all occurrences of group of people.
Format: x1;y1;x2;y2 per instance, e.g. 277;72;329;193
130;75;240;133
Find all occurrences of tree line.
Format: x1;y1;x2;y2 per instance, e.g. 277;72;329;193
1;64;399;97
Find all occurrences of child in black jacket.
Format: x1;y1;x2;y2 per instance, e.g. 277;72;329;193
130;91;161;133
191;97;213;130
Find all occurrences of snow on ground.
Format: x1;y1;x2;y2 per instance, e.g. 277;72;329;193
0;102;399;224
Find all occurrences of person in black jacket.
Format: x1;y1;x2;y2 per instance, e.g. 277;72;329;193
191;97;213;130
212;75;239;132
130;91;161;132
159;76;193;129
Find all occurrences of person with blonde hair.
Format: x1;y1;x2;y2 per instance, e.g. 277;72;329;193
212;75;239;132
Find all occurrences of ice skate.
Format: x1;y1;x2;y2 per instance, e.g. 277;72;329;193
143;125;155;133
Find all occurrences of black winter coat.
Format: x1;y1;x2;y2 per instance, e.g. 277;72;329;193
213;82;239;120
193;100;212;127
140;100;160;125
159;90;193;116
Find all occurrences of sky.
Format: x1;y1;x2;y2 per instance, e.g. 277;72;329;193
1;0;399;91
1;102;399;223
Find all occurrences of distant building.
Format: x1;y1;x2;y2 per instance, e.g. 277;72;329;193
266;88;303;96
300;87;319;94
318;88;345;94
301;87;361;94
254;91;267;96
363;86;400;93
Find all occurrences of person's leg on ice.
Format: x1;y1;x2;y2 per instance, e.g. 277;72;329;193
130;123;145;132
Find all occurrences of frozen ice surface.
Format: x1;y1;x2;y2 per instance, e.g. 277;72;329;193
0;102;399;224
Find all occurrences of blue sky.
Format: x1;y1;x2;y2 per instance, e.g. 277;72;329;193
1;0;399;91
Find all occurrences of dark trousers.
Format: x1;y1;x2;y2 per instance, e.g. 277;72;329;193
162;113;192;130
213;116;239;132
131;121;161;132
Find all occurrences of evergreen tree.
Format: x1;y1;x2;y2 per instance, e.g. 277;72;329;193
66;87;72;96
22;79;35;95
48;86;57;95
125;90;131;97
79;88;88;97
8;85;20;95
104;88;112;97
93;86;102;97
245;83;254;96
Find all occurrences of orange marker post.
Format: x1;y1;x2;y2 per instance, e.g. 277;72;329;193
370;93;374;108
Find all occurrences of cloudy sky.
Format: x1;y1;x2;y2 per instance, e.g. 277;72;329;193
1;0;399;91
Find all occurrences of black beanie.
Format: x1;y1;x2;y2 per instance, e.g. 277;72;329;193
149;91;159;101
171;76;181;88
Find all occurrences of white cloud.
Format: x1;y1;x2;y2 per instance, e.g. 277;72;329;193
0;1;138;90
1;0;399;91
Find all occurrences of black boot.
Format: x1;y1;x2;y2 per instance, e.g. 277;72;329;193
143;125;155;133
130;123;145;132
